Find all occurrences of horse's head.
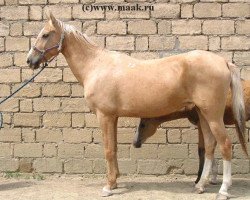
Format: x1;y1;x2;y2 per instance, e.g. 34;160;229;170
27;11;64;69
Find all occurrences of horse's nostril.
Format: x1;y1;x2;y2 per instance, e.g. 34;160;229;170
26;59;30;64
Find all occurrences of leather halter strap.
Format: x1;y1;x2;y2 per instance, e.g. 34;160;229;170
33;31;64;63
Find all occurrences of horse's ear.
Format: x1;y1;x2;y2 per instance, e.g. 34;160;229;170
49;12;57;25
47;11;59;29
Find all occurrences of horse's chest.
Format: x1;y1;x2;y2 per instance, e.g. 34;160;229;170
85;87;119;115
84;91;97;113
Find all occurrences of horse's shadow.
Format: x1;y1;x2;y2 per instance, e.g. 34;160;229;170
87;178;250;197
114;180;214;195
0;181;34;191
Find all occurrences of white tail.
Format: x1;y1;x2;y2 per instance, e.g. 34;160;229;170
228;62;248;156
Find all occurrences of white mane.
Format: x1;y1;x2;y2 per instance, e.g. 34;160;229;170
57;20;98;48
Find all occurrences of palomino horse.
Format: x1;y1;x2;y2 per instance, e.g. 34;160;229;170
134;80;250;185
27;12;245;199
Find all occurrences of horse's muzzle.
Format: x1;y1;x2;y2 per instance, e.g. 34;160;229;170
27;57;41;69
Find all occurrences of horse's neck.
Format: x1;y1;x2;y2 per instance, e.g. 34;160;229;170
61;33;100;84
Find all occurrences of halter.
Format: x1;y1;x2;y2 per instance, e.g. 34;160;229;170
0;32;65;128
0;33;65;128
33;31;65;64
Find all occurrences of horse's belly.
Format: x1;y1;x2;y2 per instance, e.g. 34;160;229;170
117;105;185;118
116;90;189;118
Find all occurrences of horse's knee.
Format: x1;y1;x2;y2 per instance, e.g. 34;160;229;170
105;149;117;161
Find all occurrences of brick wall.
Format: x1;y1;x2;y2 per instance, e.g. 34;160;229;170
0;0;249;175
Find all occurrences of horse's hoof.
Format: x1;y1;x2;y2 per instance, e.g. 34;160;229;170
101;186;113;197
210;180;218;185
210;176;218;185
193;187;204;194
216;193;230;200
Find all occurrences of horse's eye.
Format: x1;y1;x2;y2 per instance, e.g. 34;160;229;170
42;33;49;38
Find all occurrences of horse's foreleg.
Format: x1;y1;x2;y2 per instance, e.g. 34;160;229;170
97;112;119;197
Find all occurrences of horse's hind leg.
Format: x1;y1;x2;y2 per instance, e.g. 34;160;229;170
195;121;218;185
207;120;232;200
197;109;232;199
195;112;217;193
210;159;218;185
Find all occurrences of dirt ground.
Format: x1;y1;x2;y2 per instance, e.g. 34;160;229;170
0;175;249;200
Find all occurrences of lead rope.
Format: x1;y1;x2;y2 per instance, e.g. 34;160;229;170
0;31;64;128
0;62;47;128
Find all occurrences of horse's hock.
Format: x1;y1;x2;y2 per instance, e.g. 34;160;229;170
0;1;249;176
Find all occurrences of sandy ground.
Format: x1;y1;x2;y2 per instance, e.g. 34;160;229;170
0;175;249;200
